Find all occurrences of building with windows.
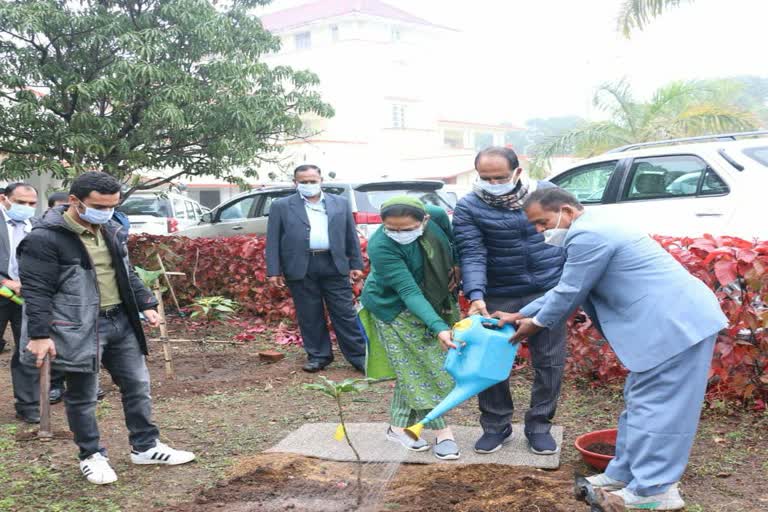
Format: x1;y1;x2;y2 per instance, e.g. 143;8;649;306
247;0;524;189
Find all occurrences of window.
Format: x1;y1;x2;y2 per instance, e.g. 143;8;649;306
173;198;187;219
391;27;401;41
119;196;171;217
218;196;256;221
330;24;339;42
744;146;768;167
185;201;196;220
356;189;453;211
391;104;406;129
443;129;464;149
473;132;494;151
553;161;617;204
260;193;292;217
700;169;729;195
623;155;728;201
295;31;311;50
194;203;204;218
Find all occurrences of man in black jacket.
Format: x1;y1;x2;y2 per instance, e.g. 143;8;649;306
266;164;366;373
19;172;195;485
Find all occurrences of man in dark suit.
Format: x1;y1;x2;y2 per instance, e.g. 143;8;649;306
266;165;366;373
0;183;41;423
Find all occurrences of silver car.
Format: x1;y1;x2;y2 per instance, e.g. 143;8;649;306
176;180;456;238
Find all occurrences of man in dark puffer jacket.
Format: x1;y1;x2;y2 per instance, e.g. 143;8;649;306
453;146;566;455
19;172;195;485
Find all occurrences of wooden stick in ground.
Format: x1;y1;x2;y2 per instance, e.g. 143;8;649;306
147;338;245;345
153;281;176;379
38;355;53;440
155;254;183;313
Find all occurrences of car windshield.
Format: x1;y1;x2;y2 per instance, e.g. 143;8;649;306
119;196;172;217
357;189;455;212
744;146;768;167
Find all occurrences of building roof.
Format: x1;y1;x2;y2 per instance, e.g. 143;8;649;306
260;0;441;32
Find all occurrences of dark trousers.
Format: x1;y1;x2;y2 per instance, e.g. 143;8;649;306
1;302;40;415
478;293;567;434
286;252;366;368
64;308;159;459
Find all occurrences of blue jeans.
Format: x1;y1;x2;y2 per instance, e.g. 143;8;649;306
64;307;159;459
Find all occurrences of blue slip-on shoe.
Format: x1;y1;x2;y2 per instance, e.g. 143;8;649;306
433;439;460;460
526;431;559;455
474;424;513;454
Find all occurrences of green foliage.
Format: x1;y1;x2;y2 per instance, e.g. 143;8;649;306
135;265;164;289
302;376;375;399
531;79;758;174
189;295;238;322
0;0;333;191
618;0;694;37
303;375;374;505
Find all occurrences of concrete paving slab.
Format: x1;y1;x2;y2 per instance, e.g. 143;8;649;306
266;422;562;469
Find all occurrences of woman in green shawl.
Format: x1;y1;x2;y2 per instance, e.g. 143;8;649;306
359;196;460;460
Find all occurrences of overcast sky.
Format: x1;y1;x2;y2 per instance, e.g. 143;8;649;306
263;0;768;126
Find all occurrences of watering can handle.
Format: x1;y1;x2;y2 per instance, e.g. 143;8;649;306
481;317;500;327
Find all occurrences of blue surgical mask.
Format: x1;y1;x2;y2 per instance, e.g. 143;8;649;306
542;210;568;247
5;203;36;222
384;225;424;245
78;201;114;225
476;177;519;196
297;183;321;198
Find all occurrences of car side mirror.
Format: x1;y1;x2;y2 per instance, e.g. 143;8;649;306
201;212;213;223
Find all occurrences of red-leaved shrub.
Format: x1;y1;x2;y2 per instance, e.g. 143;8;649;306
128;233;768;407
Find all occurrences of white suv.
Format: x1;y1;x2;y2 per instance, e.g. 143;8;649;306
119;192;209;235
549;132;768;240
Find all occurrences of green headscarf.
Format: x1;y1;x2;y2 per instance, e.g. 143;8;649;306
380;195;427;216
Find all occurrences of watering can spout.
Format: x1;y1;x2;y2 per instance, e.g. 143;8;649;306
404;316;517;440
404;381;492;440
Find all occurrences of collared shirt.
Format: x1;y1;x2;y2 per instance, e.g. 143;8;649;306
62;211;122;309
2;209;32;281
304;193;330;250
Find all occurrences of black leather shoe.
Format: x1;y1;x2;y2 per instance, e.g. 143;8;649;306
302;361;329;373
97;387;106;400
49;387;64;404
15;412;41;424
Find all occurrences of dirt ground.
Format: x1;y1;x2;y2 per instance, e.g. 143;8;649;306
165;453;576;512
1;320;767;511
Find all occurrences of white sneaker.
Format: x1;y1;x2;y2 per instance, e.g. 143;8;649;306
586;472;628;491
80;453;118;485
611;484;685;510
130;441;196;465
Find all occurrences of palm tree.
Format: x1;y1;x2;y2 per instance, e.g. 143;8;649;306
531;79;758;175
618;0;695;37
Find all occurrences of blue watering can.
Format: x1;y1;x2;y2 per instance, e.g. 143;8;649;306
405;314;518;440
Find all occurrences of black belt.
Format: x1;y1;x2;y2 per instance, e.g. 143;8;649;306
99;304;123;318
308;249;330;255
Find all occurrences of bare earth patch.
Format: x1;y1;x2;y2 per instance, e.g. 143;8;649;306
0;321;766;511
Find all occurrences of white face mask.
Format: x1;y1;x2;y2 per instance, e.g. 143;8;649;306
297;183;321;198
384;225;424;245
476;177;518;196
542;210;569;247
